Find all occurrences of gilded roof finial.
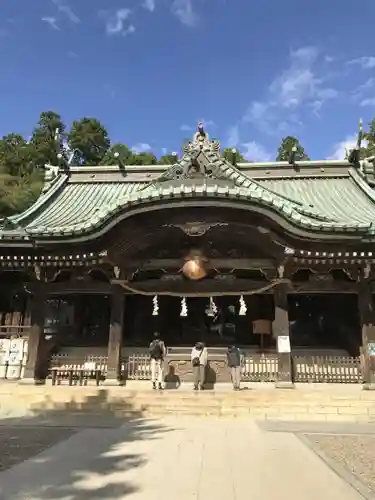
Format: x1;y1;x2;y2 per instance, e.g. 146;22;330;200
193;121;210;147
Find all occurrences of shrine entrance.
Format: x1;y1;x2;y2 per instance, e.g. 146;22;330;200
123;294;275;350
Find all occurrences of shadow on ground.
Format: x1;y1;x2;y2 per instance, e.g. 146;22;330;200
0;389;173;499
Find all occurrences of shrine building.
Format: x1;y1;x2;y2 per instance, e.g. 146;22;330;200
0;125;375;388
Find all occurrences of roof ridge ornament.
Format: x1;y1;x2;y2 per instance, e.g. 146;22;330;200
183;122;221;156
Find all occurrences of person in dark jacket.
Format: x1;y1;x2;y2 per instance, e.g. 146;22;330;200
227;345;242;390
149;332;166;390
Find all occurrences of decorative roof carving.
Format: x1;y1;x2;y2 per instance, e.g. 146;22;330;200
152;123;227;183
162;221;228;237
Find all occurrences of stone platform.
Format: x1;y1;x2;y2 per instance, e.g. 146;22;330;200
1;382;375;423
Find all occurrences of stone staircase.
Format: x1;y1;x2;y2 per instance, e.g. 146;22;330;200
1;383;375;423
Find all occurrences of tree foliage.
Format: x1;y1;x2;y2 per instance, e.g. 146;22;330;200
361;118;375;158
222;148;245;163
31;111;66;168
276;136;310;161
68;117;110;165
101;143;133;166
0;109;313;219
158;153;178;165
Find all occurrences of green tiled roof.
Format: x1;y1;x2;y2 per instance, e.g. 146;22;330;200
1;140;375;243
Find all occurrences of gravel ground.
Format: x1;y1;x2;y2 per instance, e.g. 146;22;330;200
0;426;76;472
304;434;375;494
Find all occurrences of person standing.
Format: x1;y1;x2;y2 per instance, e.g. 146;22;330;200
191;341;208;390
227;344;242;390
149;332;166;390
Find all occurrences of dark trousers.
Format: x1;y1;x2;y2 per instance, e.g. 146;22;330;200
193;365;205;387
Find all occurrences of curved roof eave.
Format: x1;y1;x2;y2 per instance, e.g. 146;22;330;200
19;186;372;246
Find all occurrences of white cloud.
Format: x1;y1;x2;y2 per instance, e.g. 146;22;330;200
240;141;272;162
41;16;60;30
143;0;155;12
361;97;375;107
180;124;193;132
171;0;197;27
132;143;152;153
226;125;239;147
224;124;270;161
327;134;366;160
161;147;168;155
348;56;375;69
201;119;216;128
243;46;338;132
180;120;215;133
351;78;375;105
101;9;135;36
52;0;80;23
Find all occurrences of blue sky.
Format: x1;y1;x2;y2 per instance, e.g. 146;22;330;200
1;0;375;161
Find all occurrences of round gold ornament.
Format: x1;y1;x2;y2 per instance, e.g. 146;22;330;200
182;258;207;280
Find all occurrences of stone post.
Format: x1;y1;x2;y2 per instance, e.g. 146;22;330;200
104;287;124;386
273;284;294;388
358;281;375;389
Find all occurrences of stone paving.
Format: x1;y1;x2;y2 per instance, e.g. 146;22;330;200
304;434;375;496
0;416;370;500
0;426;76;472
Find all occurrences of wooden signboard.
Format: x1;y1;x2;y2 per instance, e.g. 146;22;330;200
253;319;272;335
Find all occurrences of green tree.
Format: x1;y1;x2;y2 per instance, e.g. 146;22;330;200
362;118;375;158
276;136;310;161
0;134;34;177
222;148;245;163
0;171;44;218
30;111;66;168
158;153;178;165
131;151;157;165
68;117;110;165
101;143;133;165
0;134;44;217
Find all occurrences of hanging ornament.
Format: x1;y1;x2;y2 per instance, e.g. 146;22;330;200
205;297;217;317
152;295;159;316
180;297;188;317
239;295;247;316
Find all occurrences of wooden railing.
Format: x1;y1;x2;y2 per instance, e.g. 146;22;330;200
124;353;152;380
292;355;362;384
242;354;278;382
44;352;363;385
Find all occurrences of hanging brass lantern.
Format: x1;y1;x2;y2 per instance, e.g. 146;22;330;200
182;249;208;280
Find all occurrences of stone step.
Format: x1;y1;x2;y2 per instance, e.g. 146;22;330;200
1;384;375;422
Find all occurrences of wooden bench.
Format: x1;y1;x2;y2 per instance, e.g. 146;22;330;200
50;362;104;386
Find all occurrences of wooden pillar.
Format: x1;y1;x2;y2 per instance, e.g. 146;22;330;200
358;281;375;389
104;288;124;385
273;284;294;388
21;285;46;384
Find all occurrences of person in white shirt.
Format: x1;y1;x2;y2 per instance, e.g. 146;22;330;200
191;341;208;390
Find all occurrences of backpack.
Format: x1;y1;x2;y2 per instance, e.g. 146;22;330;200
150;340;163;359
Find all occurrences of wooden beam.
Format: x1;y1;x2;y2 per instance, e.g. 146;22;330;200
132;258;275;270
